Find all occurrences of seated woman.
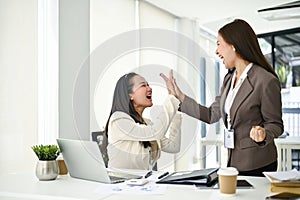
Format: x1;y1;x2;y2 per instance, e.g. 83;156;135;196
103;72;181;170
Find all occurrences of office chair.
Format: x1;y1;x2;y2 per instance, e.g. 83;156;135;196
91;131;157;170
91;131;108;167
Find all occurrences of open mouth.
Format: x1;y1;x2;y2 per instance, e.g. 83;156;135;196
146;95;152;99
219;55;224;64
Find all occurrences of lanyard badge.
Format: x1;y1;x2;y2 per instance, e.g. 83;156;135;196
224;129;234;149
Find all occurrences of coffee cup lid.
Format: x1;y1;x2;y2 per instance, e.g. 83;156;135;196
217;167;238;176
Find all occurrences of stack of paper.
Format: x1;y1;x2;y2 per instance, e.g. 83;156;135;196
263;169;300;194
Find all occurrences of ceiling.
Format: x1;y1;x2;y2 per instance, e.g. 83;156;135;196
144;0;300;35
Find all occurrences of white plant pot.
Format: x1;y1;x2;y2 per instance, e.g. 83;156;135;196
35;160;58;181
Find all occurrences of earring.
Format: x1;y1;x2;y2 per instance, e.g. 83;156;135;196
233;47;236;52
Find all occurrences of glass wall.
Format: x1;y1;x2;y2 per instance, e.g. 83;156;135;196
258;29;300;88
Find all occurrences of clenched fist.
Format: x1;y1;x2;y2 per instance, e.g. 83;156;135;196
250;126;266;142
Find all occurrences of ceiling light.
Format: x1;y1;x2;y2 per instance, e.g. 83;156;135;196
258;1;300;21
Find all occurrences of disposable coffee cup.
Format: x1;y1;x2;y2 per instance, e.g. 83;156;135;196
217;167;238;195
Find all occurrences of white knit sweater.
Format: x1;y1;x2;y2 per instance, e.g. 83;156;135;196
107;95;181;170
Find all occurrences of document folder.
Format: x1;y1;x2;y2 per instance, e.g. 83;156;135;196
156;168;218;186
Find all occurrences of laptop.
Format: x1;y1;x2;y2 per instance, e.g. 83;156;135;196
56;138;142;183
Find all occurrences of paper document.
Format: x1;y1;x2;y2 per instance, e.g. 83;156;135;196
263;169;300;182
94;182;167;195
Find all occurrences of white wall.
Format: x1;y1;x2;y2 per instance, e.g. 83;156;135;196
59;0;90;140
0;0;38;174
91;0;136;133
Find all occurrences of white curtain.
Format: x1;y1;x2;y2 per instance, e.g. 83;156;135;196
0;0;38;174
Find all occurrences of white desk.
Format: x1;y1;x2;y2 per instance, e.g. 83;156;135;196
275;136;300;171
0;172;274;200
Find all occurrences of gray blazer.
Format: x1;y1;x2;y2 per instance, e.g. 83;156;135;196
181;64;284;171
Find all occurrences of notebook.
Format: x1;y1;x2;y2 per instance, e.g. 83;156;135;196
56;138;142;183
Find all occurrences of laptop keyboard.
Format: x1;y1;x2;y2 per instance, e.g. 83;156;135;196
108;171;142;180
109;175;126;182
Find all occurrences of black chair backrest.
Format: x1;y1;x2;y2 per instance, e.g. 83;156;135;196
91;131;108;167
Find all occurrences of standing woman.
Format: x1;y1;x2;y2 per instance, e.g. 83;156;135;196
103;72;181;170
161;19;283;176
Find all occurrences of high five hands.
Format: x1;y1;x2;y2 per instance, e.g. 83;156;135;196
160;70;185;102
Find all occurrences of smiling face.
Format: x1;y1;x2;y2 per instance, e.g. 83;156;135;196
216;34;237;70
129;75;153;115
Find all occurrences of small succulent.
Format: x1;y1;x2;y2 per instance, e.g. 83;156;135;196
32;144;60;160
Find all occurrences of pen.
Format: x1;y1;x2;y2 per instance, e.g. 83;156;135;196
158;172;169;179
144;171;152;178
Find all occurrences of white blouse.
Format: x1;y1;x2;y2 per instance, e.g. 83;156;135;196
224;63;253;128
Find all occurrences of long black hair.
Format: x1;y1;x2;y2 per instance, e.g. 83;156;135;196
103;73;151;149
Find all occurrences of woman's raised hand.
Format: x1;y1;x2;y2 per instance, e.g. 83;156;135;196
160;70;176;96
160;70;185;102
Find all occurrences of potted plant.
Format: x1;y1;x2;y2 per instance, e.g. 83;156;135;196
31;144;60;181
276;64;290;88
